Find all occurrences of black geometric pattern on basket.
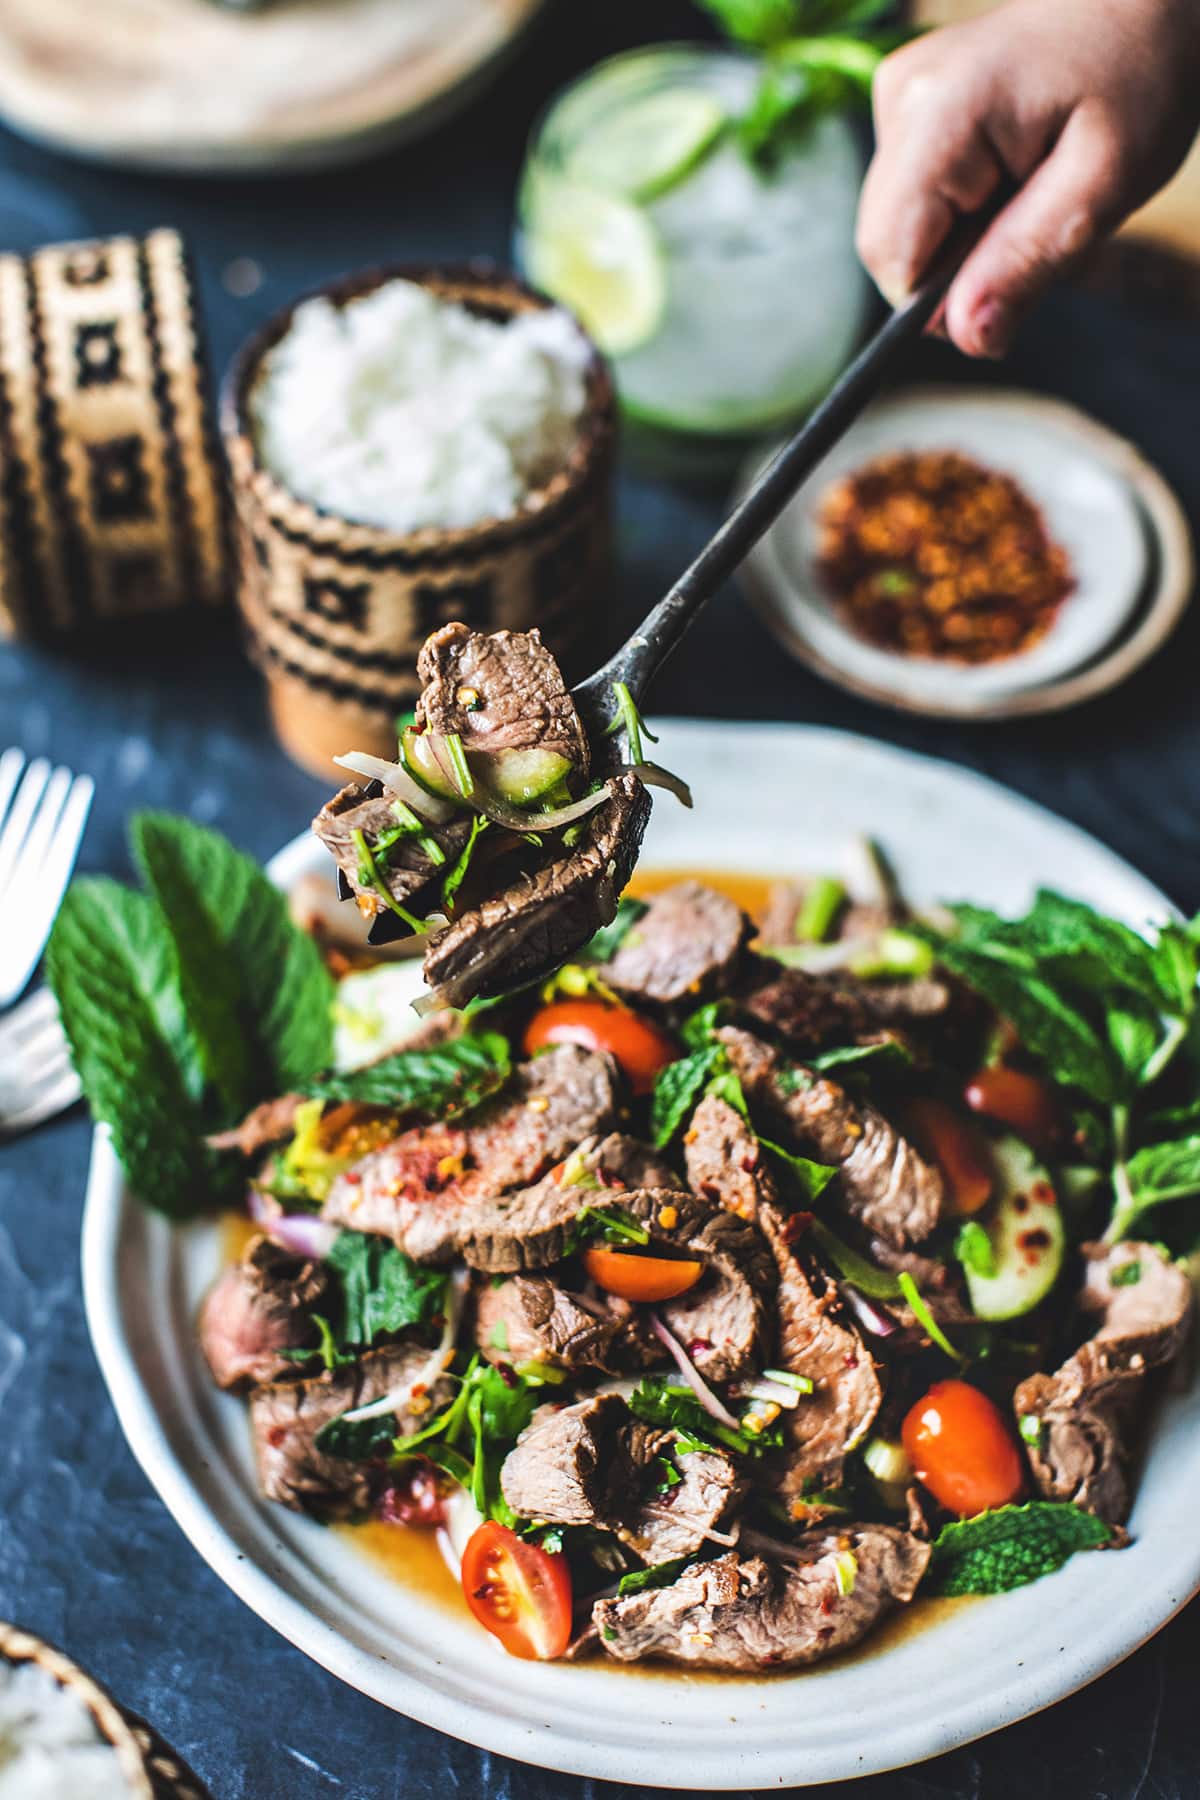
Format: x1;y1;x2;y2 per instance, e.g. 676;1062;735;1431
87;434;152;522
302;574;370;629
534;519;592;617
74;320;124;389
61;247;111;287
410;574;494;635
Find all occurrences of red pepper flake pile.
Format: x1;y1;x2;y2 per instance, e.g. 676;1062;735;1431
815;450;1074;663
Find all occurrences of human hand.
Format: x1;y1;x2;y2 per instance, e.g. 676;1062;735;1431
856;0;1200;356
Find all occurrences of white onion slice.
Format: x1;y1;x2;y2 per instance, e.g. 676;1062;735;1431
740;1376;804;1411
333;751;457;825
613;760;693;809
648;1312;742;1432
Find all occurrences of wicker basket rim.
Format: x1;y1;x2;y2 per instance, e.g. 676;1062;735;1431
0;1622;155;1798
220;259;615;552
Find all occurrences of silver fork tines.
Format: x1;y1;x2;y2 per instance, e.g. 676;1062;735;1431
0;747;94;1010
0;986;81;1136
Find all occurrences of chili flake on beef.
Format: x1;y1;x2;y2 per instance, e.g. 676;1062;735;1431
815;451;1073;664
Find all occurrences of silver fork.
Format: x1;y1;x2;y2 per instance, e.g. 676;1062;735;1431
0;747;94;1008
0;748;92;1136
0;986;81;1136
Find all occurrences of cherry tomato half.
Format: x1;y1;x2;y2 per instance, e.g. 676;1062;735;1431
964;1065;1061;1151
904;1097;993;1216
524;1000;675;1096
902;1379;1025;1517
460;1521;573;1661
584;1244;703;1303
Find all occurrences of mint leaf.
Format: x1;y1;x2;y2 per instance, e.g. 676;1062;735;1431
931;938;1117;1103
45;881;220;1217
759;1135;837;1202
928;1502;1112;1595
810;1038;913;1076
132;813;334;1095
1107;1005;1161;1086
651;1045;721;1146
131;814;254;1116
326;1232;448;1347
304;1031;510;1119
1124;1135;1200;1224
809;1217;902;1299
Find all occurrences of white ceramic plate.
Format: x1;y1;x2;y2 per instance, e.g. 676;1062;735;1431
738;388;1191;719
82;723;1200;1789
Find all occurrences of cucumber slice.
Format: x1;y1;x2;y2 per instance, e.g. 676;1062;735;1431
400;727;458;803
961;1136;1065;1322
484;747;573;807
566;89;726;203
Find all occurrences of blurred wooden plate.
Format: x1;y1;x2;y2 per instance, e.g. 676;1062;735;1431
0;0;548;173
737;386;1194;721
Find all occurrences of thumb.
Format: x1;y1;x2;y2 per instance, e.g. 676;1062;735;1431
943;103;1127;357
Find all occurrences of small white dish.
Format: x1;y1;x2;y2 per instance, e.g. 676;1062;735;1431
81;722;1200;1789
739;387;1191;719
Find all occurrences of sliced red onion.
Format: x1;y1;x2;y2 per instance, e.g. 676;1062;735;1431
648;1312;742;1432
840;1283;897;1339
247;1190;337;1260
333;751;457;826
613;761;693;809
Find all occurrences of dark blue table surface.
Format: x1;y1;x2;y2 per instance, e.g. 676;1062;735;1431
4;3;1200;1796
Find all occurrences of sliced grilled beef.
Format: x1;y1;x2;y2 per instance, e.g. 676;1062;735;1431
463;1183;772;1382
866;1236;973;1342
1014;1241;1193;1521
321;1045;618;1260
684;1093;881;1492
760;1208;882;1499
199;1235;331;1390
605;880;752;1008
415;622;589;773
422;773;651;1008
457;1134;683;1273
742;964;954;1052
684;1090;777;1223
593;1525;929;1670
313;783;470;923
249;1345;452;1518
719;1026;945;1248
207;1093;304;1157
499;1394;744;1559
475;1275;620;1372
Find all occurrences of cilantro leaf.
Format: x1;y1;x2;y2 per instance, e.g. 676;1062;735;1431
131;812;334;1096
45;880;224;1218
303;1031;511;1119
928;1501;1112;1595
326;1232;449;1347
628;1376;776;1458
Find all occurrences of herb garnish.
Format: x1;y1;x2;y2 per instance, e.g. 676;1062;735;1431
302;1031;511;1120
927;1502;1112;1595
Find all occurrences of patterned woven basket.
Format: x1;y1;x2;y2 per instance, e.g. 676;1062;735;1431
0;1623;212;1799
221;263;616;777
0;229;231;640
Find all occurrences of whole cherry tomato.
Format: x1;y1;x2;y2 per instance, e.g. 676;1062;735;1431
461;1521;573;1660
964;1065;1061;1151
902;1379;1025;1517
524;1000;675;1095
904;1097;993;1215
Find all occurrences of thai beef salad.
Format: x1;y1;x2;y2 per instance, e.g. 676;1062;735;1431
48;778;1200;1671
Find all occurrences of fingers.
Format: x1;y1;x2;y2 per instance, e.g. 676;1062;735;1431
942;102;1127;355
856;42;1012;307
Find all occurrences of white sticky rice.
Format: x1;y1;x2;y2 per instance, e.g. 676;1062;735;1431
0;1658;131;1798
252;277;592;533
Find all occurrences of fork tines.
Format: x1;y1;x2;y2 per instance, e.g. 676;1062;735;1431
0;747;94;1009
